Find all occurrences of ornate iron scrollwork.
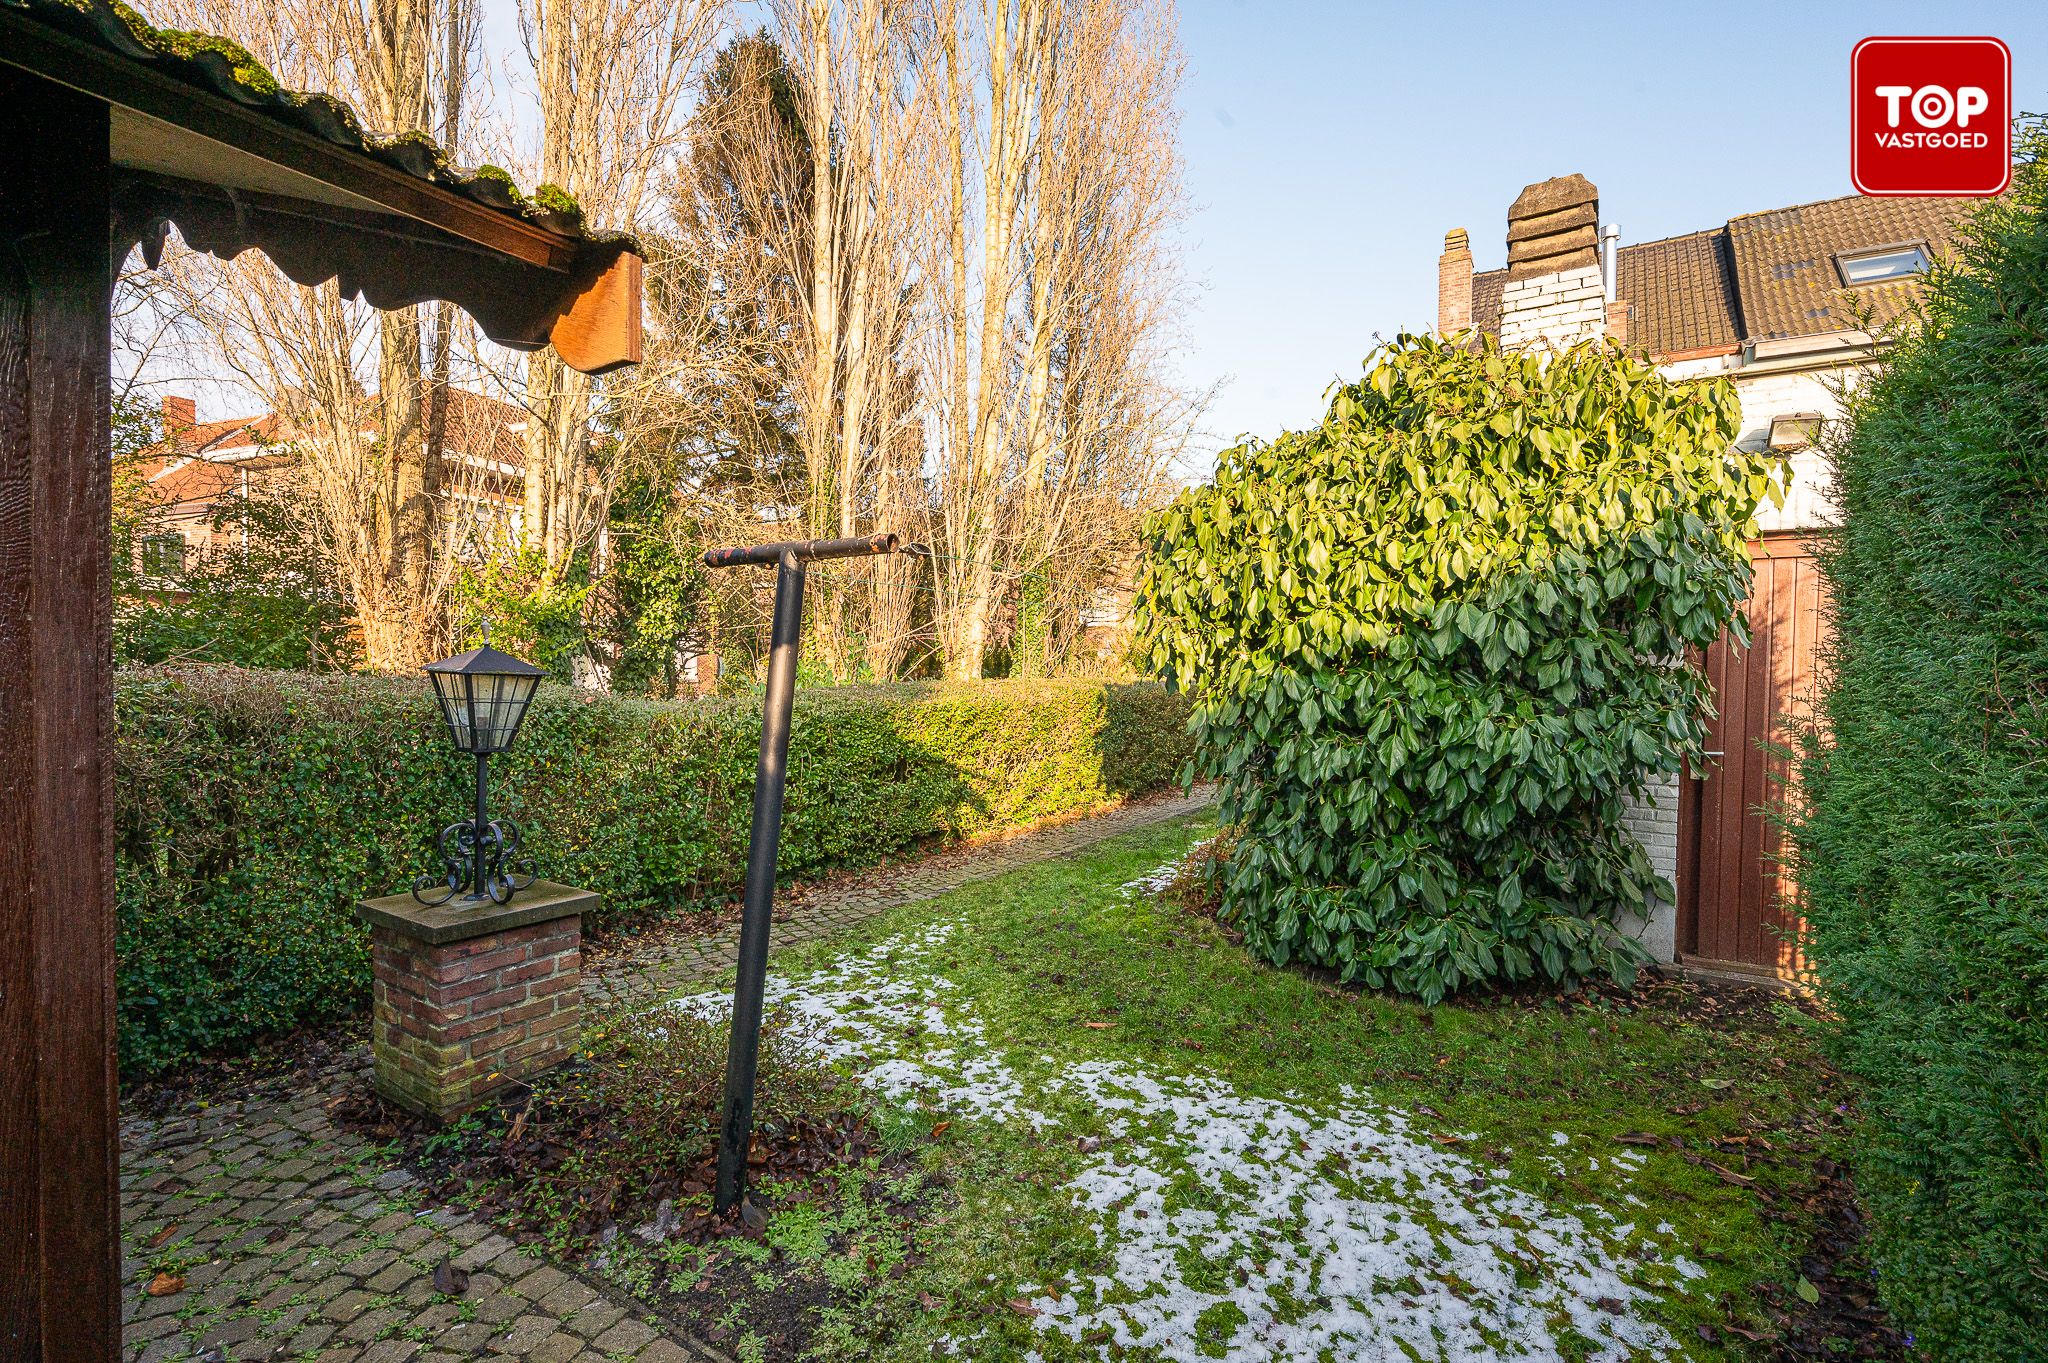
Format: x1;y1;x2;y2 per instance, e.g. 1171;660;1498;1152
411;817;537;907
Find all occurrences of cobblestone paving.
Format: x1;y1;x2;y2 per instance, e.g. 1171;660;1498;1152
120;789;1213;1362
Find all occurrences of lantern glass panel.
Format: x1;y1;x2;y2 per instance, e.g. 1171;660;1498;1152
428;668;475;750
473;670;540;753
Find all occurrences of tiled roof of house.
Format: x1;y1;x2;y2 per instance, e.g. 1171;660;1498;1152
1469;190;1983;357
147;450;294;508
167;414;287;456
1725;195;1969;341
1615;229;1741;356
140;387;527;507
1470;269;1506;337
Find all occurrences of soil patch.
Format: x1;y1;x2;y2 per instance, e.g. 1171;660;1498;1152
333;1017;944;1361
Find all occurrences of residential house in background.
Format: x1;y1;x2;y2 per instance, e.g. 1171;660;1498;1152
135;388;532;573
1437;174;1982;982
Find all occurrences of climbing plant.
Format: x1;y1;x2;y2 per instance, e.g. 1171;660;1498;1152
1136;333;1781;1001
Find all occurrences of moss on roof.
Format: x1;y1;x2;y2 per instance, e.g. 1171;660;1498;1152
13;0;626;248
148;27;279;98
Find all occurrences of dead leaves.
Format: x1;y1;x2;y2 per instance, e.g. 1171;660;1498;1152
144;1271;185;1298
430;1260;470;1296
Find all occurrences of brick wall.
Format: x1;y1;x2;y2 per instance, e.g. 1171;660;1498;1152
1619;773;1680;962
370;915;582;1118
1498;264;1607;351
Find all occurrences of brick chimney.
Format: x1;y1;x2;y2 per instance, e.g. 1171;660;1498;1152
1437;228;1474;334
1506;173;1599;278
1498;174;1608;351
161;394;196;434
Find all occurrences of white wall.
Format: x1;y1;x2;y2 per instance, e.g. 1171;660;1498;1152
1620;772;1680;961
1498;265;1606;351
1731;363;1861;534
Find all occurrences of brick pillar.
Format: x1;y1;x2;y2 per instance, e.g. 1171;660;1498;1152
1437;228;1474;334
356;881;597;1120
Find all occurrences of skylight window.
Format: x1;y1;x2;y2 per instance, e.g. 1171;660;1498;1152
1836;243;1931;286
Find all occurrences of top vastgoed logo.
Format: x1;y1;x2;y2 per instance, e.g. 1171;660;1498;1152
1852;37;2012;197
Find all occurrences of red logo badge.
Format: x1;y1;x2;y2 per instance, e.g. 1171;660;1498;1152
1852;37;2011;197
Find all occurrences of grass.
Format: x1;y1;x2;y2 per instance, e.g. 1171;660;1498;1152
573;812;1853;1360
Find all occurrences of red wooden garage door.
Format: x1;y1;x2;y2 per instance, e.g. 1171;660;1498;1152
1679;534;1828;981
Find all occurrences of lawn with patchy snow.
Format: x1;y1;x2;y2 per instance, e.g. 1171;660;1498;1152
663;815;1850;1362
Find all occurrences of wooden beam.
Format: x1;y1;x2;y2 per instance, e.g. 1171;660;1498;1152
549;250;644;376
0;68;121;1363
108;171;641;371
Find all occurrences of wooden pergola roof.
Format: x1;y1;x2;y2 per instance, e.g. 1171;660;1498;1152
4;0;642;372
0;4;644;1358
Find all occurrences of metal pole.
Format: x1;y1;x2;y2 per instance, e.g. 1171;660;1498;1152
715;550;806;1216
473;751;489;898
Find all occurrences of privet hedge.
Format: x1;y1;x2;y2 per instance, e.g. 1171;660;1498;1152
116;671;1190;1074
1137;335;1778;1002
1791;135;2048;1356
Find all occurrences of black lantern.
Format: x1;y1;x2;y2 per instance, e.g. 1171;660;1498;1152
413;630;544;906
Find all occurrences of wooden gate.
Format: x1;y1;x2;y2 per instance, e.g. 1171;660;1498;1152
1678;534;1828;980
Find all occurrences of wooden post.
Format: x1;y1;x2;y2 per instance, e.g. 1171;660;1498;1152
0;68;120;1362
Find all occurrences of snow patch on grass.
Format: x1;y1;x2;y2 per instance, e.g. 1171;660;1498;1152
671;917;1691;1361
1119;842;1210;899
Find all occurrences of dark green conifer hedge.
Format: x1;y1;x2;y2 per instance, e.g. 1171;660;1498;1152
1791;131;2048;1355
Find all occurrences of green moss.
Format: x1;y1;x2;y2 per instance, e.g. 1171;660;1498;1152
531;183;583;219
151;28;282;98
470;164;527;204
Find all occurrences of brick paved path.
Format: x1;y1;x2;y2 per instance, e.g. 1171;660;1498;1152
120;789;1212;1363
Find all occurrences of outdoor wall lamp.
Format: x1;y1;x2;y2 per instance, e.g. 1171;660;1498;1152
412;626;544;907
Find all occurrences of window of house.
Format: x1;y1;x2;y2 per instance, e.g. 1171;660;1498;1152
140;532;187;578
1835;243;1931;286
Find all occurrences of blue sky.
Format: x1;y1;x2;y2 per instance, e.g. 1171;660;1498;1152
1172;1;2048;460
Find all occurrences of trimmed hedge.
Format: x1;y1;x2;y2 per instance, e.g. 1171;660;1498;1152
115;670;1191;1075
1790;132;2048;1356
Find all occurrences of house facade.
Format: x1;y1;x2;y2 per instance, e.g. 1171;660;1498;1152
1438;173;1980;979
135;388;532;572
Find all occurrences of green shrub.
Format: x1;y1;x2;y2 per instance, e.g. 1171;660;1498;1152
1790;132;2048;1356
1136;334;1778;1002
114;670;1190;1075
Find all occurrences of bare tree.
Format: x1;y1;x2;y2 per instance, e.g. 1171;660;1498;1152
143;0;483;668
771;0;931;676
513;0;722;578
629;16;928;680
916;0;1194;680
